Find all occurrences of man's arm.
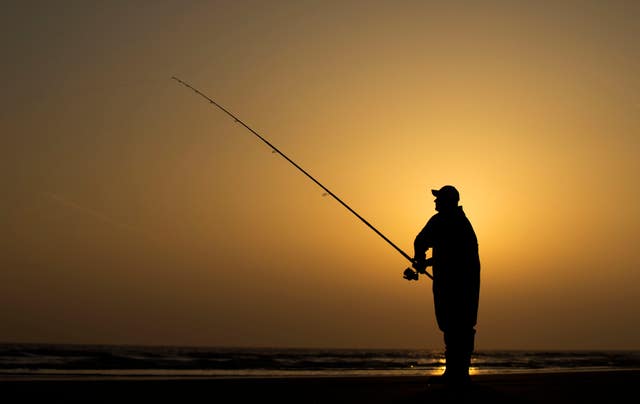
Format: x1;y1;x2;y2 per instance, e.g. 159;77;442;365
413;218;434;273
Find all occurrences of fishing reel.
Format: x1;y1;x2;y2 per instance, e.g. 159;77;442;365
403;267;420;281
403;258;432;281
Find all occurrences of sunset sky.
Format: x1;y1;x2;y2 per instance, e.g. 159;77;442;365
2;1;639;350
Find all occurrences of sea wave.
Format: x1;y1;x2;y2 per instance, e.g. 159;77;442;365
1;344;638;377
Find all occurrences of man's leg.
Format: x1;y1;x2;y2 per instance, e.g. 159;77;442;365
442;329;475;385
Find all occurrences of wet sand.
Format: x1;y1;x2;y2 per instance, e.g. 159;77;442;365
3;370;638;403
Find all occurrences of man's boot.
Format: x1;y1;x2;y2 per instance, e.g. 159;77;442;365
435;352;471;387
427;352;454;385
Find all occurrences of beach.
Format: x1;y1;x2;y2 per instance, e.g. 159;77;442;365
3;370;638;403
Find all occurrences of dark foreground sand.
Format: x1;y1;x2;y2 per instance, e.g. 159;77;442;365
3;370;638;403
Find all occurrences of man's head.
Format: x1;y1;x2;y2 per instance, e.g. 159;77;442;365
432;185;459;212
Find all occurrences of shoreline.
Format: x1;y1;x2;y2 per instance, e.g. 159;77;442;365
1;366;639;379
3;369;638;403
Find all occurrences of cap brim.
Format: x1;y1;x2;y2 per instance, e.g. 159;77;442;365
431;189;439;197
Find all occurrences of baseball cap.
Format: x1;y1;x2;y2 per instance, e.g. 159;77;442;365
431;185;460;202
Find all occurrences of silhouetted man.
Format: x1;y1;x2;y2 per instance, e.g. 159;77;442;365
411;185;480;386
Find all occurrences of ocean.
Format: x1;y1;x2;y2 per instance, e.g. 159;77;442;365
1;344;638;378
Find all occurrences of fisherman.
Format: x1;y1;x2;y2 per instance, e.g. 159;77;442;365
410;185;480;386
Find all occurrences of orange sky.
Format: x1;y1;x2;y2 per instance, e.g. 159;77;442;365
2;1;639;350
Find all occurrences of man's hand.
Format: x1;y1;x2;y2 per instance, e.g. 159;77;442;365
412;258;428;274
412;257;434;274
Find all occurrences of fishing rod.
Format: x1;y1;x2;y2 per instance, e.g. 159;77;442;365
172;76;432;281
